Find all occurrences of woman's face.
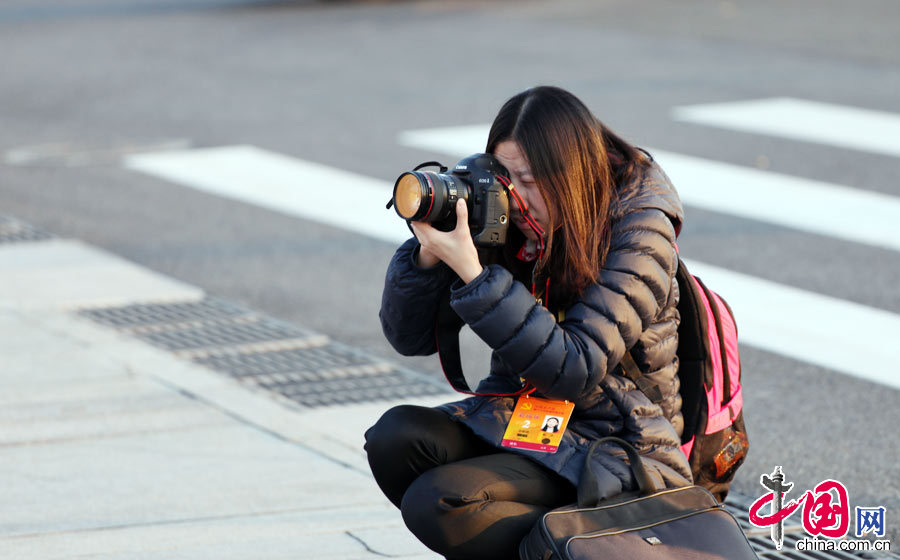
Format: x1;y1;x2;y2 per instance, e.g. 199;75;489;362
493;140;549;241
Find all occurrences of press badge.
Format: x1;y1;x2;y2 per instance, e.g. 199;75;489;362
501;396;574;453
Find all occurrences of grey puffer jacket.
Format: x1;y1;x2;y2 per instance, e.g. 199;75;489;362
379;160;691;498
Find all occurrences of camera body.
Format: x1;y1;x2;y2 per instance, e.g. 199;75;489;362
391;153;510;248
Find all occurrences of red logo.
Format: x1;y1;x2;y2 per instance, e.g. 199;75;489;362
750;467;850;549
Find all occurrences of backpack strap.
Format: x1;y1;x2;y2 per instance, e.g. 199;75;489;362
620;351;664;404
693;276;733;405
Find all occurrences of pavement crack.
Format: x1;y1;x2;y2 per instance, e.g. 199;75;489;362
345;531;395;558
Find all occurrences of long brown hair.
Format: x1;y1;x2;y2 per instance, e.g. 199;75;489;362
486;86;648;298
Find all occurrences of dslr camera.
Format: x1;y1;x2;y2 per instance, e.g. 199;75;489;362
389;153;510;248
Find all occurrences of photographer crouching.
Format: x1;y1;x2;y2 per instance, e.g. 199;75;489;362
365;86;691;560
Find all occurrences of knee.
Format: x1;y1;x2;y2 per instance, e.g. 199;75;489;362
364;405;428;460
400;468;472;555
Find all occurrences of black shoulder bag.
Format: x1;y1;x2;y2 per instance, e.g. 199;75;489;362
519;437;759;560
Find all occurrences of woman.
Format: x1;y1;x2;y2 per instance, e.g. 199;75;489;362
366;86;691;560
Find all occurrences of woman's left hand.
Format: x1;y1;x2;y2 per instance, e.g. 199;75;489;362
410;199;484;283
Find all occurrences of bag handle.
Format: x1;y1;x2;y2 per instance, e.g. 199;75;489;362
577;436;659;507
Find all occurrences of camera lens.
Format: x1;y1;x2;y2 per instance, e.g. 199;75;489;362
393;173;426;220
391;170;465;225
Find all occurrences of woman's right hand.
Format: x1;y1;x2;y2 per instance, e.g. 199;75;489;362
410;200;484;283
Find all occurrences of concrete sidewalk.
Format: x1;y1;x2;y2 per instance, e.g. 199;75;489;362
0;231;447;559
5;223;900;560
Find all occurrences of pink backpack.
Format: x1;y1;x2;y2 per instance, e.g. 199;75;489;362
621;257;748;501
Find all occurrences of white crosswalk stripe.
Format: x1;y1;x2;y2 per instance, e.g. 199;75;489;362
684;259;900;389
124;133;900;390
126;145;411;245
672;97;900;158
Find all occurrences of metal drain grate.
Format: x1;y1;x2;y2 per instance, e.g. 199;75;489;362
79;297;451;408
0;215;54;243
271;367;450;407
193;340;449;407
79;297;251;329
137;317;315;352
724;493;897;559
196;345;380;378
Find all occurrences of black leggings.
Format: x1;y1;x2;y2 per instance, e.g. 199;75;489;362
364;405;576;560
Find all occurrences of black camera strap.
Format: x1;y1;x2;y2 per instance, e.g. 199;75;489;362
390;162;538;397
435;292;467;392
435;292;534;397
431;174;545;398
413;161;448;172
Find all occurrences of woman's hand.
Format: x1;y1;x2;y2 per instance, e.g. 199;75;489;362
411;199;484;283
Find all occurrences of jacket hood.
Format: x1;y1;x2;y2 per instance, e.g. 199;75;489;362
613;159;684;237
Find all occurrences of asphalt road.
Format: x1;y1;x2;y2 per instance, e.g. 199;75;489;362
2;0;899;546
